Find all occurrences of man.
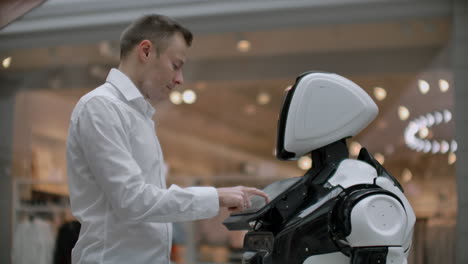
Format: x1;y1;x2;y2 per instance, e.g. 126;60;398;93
66;14;269;264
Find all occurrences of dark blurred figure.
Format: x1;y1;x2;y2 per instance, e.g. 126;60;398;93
53;221;81;264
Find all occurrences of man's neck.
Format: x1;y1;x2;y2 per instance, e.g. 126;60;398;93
118;62;146;97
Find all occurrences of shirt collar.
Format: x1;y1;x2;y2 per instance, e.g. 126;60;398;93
106;68;156;117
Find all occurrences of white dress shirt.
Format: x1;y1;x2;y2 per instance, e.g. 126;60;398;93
66;68;219;264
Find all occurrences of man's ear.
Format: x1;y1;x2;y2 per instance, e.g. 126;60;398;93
138;40;152;61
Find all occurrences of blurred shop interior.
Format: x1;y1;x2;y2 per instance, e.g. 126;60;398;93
0;0;463;264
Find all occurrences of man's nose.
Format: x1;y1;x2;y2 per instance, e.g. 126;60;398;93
174;71;184;85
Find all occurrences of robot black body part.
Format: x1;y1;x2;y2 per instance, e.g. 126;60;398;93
225;142;413;264
223;72;415;264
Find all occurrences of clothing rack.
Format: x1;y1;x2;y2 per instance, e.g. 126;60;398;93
12;179;70;232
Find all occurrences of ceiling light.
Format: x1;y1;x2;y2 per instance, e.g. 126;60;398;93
404;110;456;155
377;120;388;130
440;140;449;154
401;168;413;183
418;79;430;94
182;90;196;104
374;153;385;165
170;91;182;105
99;41;115;57
451;140;458;152
426;113;435;126
423;141;432;153
439;79;449;92
448;152;456;165
418;116;428;127
434;111;443;124
418;127;429;139
195;82;207;91
398;106;410;121
244;104;256;115
443;110;452;123
298;156;312;170
431;141;440;153
385;145;395;155
237;40;251;52
415;141;425;152
2;57;11;68
373;87;387;101
257;92;271;105
90;65;107;79
349;141;361;157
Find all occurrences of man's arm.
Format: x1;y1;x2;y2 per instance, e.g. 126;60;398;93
75;96;220;223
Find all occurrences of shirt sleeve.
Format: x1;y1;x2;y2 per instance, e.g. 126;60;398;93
75;96;219;223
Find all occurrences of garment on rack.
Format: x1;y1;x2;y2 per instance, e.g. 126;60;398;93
53;220;81;264
13;217;55;264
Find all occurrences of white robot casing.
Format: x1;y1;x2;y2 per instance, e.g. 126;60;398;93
283;72;378;159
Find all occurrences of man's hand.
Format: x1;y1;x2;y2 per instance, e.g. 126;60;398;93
217;186;270;213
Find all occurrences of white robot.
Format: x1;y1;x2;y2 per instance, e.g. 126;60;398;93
224;72;415;264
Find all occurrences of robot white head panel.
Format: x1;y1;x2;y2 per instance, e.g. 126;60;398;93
276;72;378;160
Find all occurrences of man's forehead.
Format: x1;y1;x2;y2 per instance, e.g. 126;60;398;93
166;33;188;61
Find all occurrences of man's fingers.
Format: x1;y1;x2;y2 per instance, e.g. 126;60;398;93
245;188;270;203
219;186;270;212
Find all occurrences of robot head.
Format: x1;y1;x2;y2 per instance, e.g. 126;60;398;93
276;72;378;160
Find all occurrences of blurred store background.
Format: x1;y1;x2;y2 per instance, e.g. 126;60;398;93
1;0;467;264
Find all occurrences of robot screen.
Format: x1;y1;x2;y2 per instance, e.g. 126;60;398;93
241;177;301;214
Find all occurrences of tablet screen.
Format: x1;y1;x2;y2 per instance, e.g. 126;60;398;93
243;177;302;213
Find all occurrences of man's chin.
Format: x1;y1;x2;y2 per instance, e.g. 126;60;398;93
147;94;169;105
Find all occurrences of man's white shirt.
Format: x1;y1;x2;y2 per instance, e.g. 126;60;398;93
67;68;219;264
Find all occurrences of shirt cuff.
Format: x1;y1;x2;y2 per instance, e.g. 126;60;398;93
187;186;220;219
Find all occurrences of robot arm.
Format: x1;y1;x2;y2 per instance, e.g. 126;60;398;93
333;188;413;264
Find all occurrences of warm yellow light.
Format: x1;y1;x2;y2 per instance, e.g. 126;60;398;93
2;57;11;68
418;127;429;139
237;40;251;52
439;79;449;92
182;90;196;104
418;79;430;94
374;153;385;165
401;168;412;183
298;156;312;170
244;104;256;115
98;41;113;57
195;82;207;91
448;152;456;165
257;92;271;105
373;87;387;101
170;91;182;105
398;106;410;121
349;141;362;157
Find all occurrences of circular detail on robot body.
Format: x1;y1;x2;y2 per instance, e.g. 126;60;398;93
366;197;403;232
346;194;407;247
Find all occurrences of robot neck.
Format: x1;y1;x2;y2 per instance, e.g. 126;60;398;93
311;138;349;169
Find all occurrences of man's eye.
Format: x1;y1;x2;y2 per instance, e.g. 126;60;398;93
173;64;180;70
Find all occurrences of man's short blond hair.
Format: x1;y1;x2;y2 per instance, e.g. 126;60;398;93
119;14;193;59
